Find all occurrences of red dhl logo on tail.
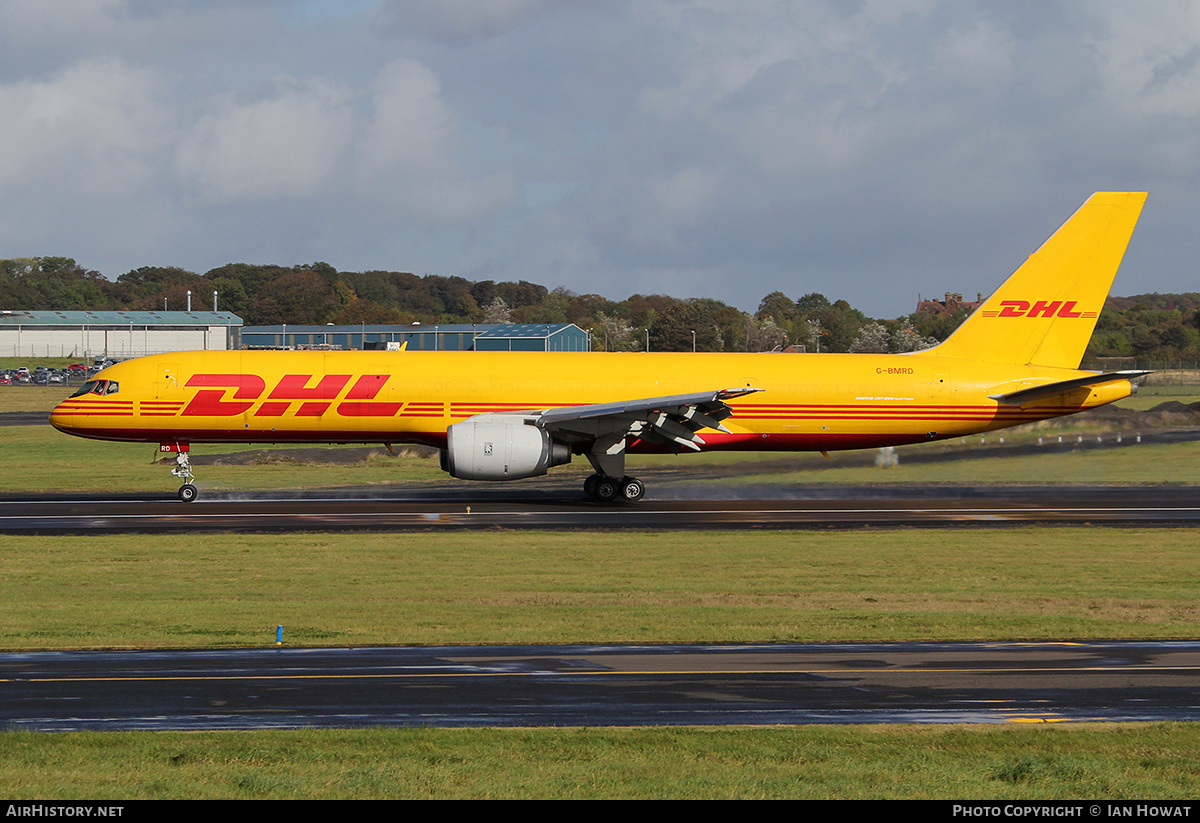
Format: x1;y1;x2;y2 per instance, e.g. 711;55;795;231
182;374;403;417
980;300;1098;319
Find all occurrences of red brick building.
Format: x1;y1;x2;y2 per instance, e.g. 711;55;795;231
915;292;982;316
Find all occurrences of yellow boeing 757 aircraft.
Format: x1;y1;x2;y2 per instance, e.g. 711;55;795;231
51;192;1149;503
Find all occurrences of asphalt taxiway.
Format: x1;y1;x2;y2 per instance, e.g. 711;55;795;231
4;641;1198;730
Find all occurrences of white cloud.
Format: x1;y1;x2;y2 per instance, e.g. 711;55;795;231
1090;1;1200;118
353;58;513;221
649;167;722;217
631;3;923;179
0;0;124;46
175;78;355;203
934;21;1014;89
374;0;559;40
0;57;167;197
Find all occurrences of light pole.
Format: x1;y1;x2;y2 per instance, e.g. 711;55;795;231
691;330;696;352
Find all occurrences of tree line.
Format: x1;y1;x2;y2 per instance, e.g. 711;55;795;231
2;256;1197;360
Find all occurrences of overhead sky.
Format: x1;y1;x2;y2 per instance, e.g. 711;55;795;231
1;0;1197;317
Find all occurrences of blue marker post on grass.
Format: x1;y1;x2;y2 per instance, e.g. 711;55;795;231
276;625;283;645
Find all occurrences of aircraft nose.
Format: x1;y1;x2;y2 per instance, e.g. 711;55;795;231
49;393;88;435
48;401;69;432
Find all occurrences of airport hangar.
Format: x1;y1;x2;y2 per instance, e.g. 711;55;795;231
0;310;243;359
0;313;589;358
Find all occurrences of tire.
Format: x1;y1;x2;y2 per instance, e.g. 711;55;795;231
178;483;198;503
583;474;600;498
594;478;618;503
619;477;645;502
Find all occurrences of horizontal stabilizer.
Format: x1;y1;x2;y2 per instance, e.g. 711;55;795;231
989;370;1151;405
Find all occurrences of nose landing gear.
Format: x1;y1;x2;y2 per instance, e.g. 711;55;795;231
161;442;198;503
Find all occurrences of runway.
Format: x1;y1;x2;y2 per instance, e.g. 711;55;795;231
3;641;1197;730
0;484;1198;532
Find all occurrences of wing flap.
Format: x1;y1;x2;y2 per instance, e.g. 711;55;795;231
536;387;761;449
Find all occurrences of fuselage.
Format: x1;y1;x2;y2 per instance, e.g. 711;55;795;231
49;348;1132;453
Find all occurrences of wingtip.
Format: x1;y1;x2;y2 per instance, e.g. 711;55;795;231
719;387;764;400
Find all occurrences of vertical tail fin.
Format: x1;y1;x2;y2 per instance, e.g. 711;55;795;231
930;192;1147;368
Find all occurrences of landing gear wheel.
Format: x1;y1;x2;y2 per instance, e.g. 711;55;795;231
619;476;645;502
583;474;601;499
169;449;197;502
594;477;618;503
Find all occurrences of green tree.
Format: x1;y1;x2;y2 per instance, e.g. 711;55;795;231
649;300;725;352
801;299;864;352
247;271;346;325
796;292;831;311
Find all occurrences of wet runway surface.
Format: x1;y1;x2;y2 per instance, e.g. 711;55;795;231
1;484;1199;532
4;641;1198;730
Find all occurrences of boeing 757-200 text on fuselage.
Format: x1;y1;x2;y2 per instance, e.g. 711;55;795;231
51;192;1150;503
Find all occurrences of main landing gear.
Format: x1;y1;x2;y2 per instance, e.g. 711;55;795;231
583;473;645;503
581;436;645;503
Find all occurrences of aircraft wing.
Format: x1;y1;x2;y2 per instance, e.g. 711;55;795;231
536;387;762;451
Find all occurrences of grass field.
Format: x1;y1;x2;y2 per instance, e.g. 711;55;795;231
676;438;1200;485
0;385;74;412
4;529;1198;648
1112;383;1200;410
0;422;447;493
7;418;1200;493
4;421;1200;492
0;357;84;371
4;724;1200;799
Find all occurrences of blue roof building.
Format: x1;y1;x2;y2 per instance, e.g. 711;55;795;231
241;322;589;352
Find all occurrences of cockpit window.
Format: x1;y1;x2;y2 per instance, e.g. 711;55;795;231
68;380;119;398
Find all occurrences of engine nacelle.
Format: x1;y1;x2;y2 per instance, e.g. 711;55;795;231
440;414;572;481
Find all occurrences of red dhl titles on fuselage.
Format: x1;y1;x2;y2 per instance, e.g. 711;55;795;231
183;373;399;418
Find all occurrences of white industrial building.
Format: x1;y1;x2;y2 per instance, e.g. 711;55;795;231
0;310;243;359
